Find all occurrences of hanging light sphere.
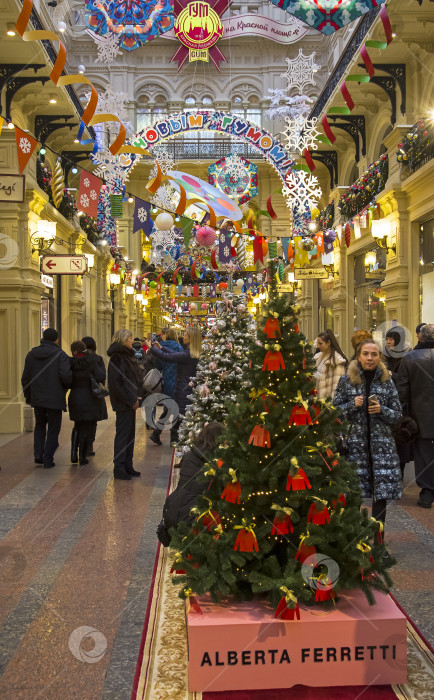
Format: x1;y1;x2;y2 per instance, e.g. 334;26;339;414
218;282;228;291
149;281;157;288
196;226;216;247
302;237;315;251
154;212;174;231
236;278;244;288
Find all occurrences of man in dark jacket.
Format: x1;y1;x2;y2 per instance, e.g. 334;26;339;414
396;324;434;508
413;322;427;350
21;328;72;468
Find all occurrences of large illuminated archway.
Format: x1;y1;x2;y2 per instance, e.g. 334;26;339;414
127;111;294;184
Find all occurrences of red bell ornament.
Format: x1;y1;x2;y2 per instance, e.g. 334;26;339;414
288;405;312;426
271;513;294;535
286;467;311;492
307;503;330;525
221;480;241;504
234;527;259;552
248;425;271;448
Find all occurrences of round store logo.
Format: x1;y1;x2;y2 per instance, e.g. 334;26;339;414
175;2;223;52
141;393;179;431
68;626;107;664
0;233;19;269
301;553;340;591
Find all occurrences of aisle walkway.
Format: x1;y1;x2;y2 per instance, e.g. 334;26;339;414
0;416;433;699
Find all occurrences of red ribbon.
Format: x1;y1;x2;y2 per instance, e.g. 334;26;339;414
303;148;316;172
380;5;393;46
321;115;336;144
360;44;375;78
266;195;277;220
340;81;355;111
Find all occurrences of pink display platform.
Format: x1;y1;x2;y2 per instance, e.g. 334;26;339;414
186;590;407;692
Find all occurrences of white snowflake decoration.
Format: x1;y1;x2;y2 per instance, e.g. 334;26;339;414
282;170;322;214
224;245;230;257
149;144;176;177
137;207;148;223
89;189;97;200
222;154;248;182
83;177;90;188
91;147;129;190
80;193;89;208
19;137;31;153
282;115;321;155
265;91;313;120
93;32;122;66
244;250;255;268
151;182;179;211
281;48;320;96
150;227;178;265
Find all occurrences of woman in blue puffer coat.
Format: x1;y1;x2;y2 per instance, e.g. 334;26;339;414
157;328;183;398
334;339;403;539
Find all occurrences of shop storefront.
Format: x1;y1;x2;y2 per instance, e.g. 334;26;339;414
420;219;434;322
353;246;387;333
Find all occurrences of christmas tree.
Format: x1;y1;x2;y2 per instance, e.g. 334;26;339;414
170;263;394;617
176;293;255;454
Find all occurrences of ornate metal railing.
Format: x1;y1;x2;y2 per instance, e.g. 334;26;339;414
309;7;382;120
397;118;433;174
141;139;262;161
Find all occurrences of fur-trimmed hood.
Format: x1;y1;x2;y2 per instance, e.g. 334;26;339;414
347;359;390;385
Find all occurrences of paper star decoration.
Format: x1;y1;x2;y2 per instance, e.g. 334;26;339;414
282;115;321;154
149;144;176;177
282;170;322;213
151;182;180;211
91;148;129;191
281;48;320;96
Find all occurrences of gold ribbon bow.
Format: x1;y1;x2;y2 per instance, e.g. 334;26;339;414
295;390;309;410
214;524;223;535
356;542;372;555
173;551;183;564
370;517;384;533
271;503;294;516
280;587;297;605
204;466;216;476
228;468;238;484
184;588;193;598
234;521;257;540
312;496;328;506
290;457;299;470
249;388;276;400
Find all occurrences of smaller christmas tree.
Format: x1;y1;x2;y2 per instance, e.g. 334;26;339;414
177;293;255;453
170;263;394;617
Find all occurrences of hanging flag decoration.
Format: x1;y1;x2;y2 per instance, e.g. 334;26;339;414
268;241;278;259
170;0;229;71
253;236;264;264
15;127;38;174
219;229;232;264
133;197;151;235
268;1;386;36
78;170;101;217
208;154;258;204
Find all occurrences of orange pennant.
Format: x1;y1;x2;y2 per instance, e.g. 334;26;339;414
15;127;38;174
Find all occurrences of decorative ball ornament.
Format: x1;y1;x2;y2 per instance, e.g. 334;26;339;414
52;159;65;208
302;237;315;251
218;282;228;291
196;226;216;247
155;212;174;231
149;281;157;288
236;278;244;287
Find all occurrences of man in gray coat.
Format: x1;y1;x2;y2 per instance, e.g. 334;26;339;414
21;328;72;468
396;324;434;508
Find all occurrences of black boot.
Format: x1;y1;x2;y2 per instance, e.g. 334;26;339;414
71;429;79;464
86;444;95;457
150;431;162;446
79;436;89;465
114;467;131;480
125;465;141;477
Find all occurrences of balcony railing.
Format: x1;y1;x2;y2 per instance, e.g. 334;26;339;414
309;6;382;120
396;119;433;175
141;139;263;161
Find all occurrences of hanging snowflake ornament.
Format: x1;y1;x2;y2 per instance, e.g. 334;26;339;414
223;154;249;182
282;115;321;155
149;144;176;177
93;32;123;65
151;182;180;211
282;170;322;214
281;48;320;96
91;148;129;190
266;91;313;121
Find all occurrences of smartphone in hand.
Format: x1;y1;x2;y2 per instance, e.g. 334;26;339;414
368;394;378;405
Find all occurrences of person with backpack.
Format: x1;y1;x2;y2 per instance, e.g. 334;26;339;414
157;422;224;546
132;338;146;365
149;328;183;446
21;328;72;469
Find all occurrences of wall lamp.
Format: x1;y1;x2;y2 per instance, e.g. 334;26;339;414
371;219;396;254
30;220;57;253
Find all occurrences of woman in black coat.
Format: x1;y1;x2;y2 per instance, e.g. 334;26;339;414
73;336;108;460
145;327;202;445
107;329;144;480
158;422;223;546
68;341;106;465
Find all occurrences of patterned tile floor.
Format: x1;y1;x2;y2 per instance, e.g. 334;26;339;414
0;412;432;699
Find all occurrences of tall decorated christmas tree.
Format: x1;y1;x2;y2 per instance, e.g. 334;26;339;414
170;263;394;617
176;293;255;454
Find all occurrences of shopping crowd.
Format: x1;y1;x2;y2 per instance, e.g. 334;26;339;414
21;322;434;528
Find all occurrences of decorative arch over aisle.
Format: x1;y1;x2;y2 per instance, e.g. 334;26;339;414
128;111;294;184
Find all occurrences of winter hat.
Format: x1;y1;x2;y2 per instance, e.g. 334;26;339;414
43;328;58;342
82;336;96;351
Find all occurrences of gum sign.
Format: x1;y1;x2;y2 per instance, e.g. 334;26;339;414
132;111;294;184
